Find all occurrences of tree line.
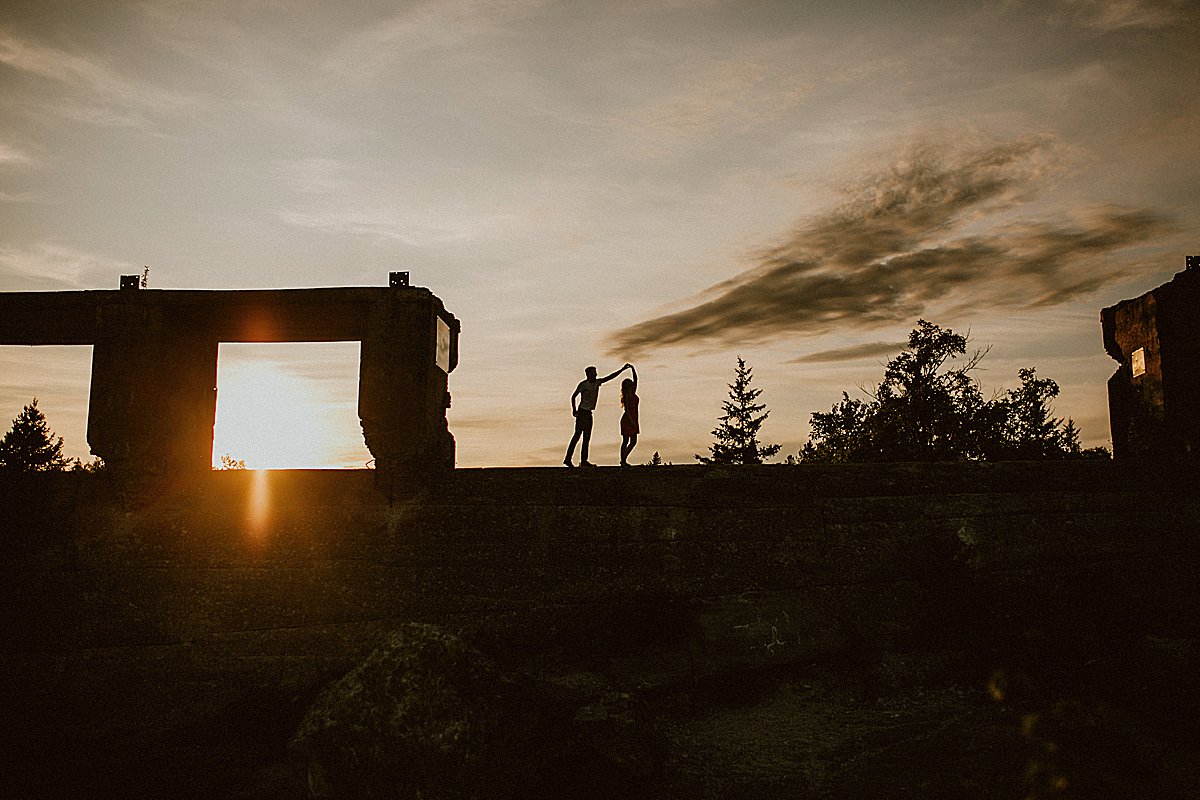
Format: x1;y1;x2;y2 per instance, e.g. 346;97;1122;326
695;320;1108;465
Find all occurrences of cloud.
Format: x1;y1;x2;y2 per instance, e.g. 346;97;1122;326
0;242;133;291
277;157;347;196
448;407;556;432
0;140;37;167
274;157;520;246
626;59;810;156
1059;0;1194;31
0;26;193;125
217;341;363;388
788;341;907;364
607;134;1172;358
323;0;549;76
277;206;514;247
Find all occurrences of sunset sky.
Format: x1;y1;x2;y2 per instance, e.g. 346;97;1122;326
1;0;1197;468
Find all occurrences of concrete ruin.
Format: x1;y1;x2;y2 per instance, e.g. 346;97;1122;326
0;276;460;482
1102;257;1200;463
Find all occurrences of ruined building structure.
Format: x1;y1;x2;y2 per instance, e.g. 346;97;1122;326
0;275;460;482
1102;256;1200;462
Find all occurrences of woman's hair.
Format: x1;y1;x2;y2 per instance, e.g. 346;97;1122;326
621;377;635;406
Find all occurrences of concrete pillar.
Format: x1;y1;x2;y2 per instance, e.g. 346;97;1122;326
87;300;218;476
358;289;458;492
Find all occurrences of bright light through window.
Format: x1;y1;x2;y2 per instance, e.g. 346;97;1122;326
212;342;371;469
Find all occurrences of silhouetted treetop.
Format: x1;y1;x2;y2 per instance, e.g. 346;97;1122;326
799;321;1092;463
0;398;71;472
697;357;781;465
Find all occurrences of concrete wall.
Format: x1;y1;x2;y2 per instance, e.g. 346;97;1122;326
3;461;1197;771
1102;262;1200;461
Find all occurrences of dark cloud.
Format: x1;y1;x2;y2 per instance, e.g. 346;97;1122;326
607;136;1172;358
788;341;907;364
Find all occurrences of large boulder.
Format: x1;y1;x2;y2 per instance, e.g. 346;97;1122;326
291;623;670;799
290;624;541;799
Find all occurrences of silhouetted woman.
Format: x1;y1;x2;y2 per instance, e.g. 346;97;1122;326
619;365;639;466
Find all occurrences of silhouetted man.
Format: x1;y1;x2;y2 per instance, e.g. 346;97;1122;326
564;363;631;467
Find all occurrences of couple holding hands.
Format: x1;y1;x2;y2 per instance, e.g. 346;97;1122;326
563;362;639;468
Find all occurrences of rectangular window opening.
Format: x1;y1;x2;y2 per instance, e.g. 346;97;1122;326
0;345;95;466
212;342;371;470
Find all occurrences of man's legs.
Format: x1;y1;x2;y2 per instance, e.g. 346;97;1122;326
579;410;594;465
565;410;593;466
564;428;582;466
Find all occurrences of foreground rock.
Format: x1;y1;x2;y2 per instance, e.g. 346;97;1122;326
290;624;664;799
290;624;530;799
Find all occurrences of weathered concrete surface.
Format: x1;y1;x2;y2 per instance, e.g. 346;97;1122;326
1102;260;1200;462
0;285;460;479
1;462;1197;797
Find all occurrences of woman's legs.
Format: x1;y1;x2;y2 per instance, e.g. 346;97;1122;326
620;434;638;465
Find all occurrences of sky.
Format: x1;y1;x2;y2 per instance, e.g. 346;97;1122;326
1;0;1197;468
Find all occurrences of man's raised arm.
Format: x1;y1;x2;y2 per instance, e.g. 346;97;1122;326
598;363;631;384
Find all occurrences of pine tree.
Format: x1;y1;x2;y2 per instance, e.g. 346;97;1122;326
0;398;70;472
696;357;781;465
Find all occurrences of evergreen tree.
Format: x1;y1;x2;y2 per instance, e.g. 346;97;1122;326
0;398;70;472
696;357;781;465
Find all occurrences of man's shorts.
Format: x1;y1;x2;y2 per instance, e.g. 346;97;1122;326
574;409;593;434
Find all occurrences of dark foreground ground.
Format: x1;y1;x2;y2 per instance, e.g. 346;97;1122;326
2;462;1198;798
18;638;1198;800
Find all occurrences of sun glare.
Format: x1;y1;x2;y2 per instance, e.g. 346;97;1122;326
211;343;370;469
247;468;271;538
